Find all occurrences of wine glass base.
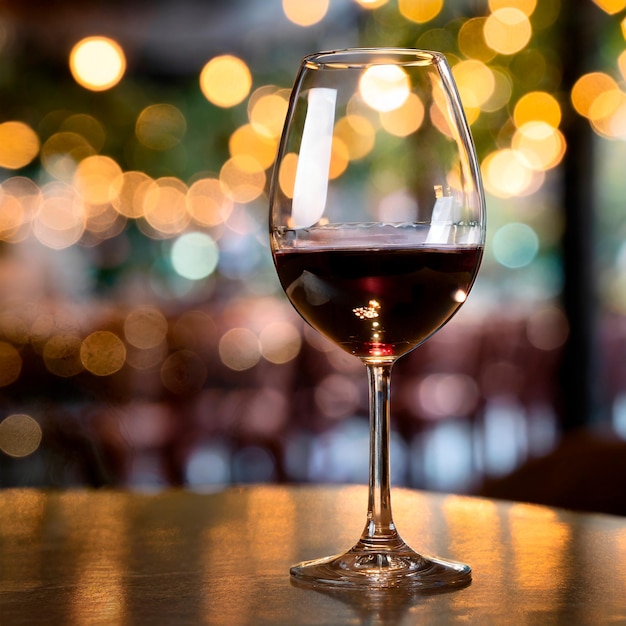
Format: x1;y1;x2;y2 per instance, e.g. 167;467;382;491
290;543;471;591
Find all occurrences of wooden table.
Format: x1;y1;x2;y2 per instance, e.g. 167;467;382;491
1;485;625;624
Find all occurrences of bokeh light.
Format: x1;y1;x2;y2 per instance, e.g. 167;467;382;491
458;18;496;63
379;93;424;136
452;60;495;109
282;0;329;26
398;0;443;23
69;36;126;91
219;327;261;371
0;414;42;458
219;156;266;203
136;104;187;151
33;182;86;249
512;122;566;171
0;341;22;386
171;232;219;280
259;321;302;364
592;0;626;14
142;177;190;236
43;333;84;377
80;331;126;376
489;0;537;15
73;155;123;205
0;122;40;169
492;222;540;268
248;89;289;138
482;149;542;198
571;72;618;118
229;123;278;169
484;8;532;55
359;65;410;112
124;306;168;349
199;55;252;108
186;177;233;227
333;115;376;161
514;91;562;129
353;0;389;8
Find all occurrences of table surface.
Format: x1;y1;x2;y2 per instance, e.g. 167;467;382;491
1;485;625;625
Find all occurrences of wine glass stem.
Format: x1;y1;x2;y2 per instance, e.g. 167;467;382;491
361;362;402;548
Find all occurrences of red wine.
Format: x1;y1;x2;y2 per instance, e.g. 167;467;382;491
274;245;483;360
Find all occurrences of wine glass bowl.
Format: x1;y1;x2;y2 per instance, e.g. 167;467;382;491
270;48;485;589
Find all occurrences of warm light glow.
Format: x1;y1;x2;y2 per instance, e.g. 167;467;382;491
73;155;123;205
353;0;389;7
0;414;42;458
278;152;299;198
69;36;126;91
186;177;233;226
592;0;626;14
61;113;106;152
489;0;537;15
590;90;626;139
0;341;22;386
259;322;302;364
509;503;570;593
282;0;329;26
0;121;40;169
452;60;495;108
618;50;626;82
80;331;126;376
458;18;496;63
111;171;153;218
43;333;84;377
512;122;566;171
142;177;190;235
329;138;350;179
219;328;261;371
200;55;252;108
249;92;289;138
514;91;562;129
379;92;424;136
40;132;95;181
229;124;278;170
33;182;86;249
359;65;410;112
219;156;266;203
571;72;619;118
482;149;543;198
0;193;24;242
333;115;376;160
484;8;532;55
0;178;37;243
136;104;187;150
398;0;443;23
482;68;513;113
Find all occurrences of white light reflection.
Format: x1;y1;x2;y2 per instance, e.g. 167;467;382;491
291;88;337;228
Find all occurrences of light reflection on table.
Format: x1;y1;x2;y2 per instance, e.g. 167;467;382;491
1;486;625;624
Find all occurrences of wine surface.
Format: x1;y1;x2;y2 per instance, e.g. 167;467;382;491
274;245;483;360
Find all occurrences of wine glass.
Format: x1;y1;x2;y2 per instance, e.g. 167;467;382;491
269;48;485;590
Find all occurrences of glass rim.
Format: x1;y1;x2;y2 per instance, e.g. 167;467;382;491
302;48;446;70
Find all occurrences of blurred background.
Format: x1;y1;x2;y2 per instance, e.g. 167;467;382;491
1;0;626;513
